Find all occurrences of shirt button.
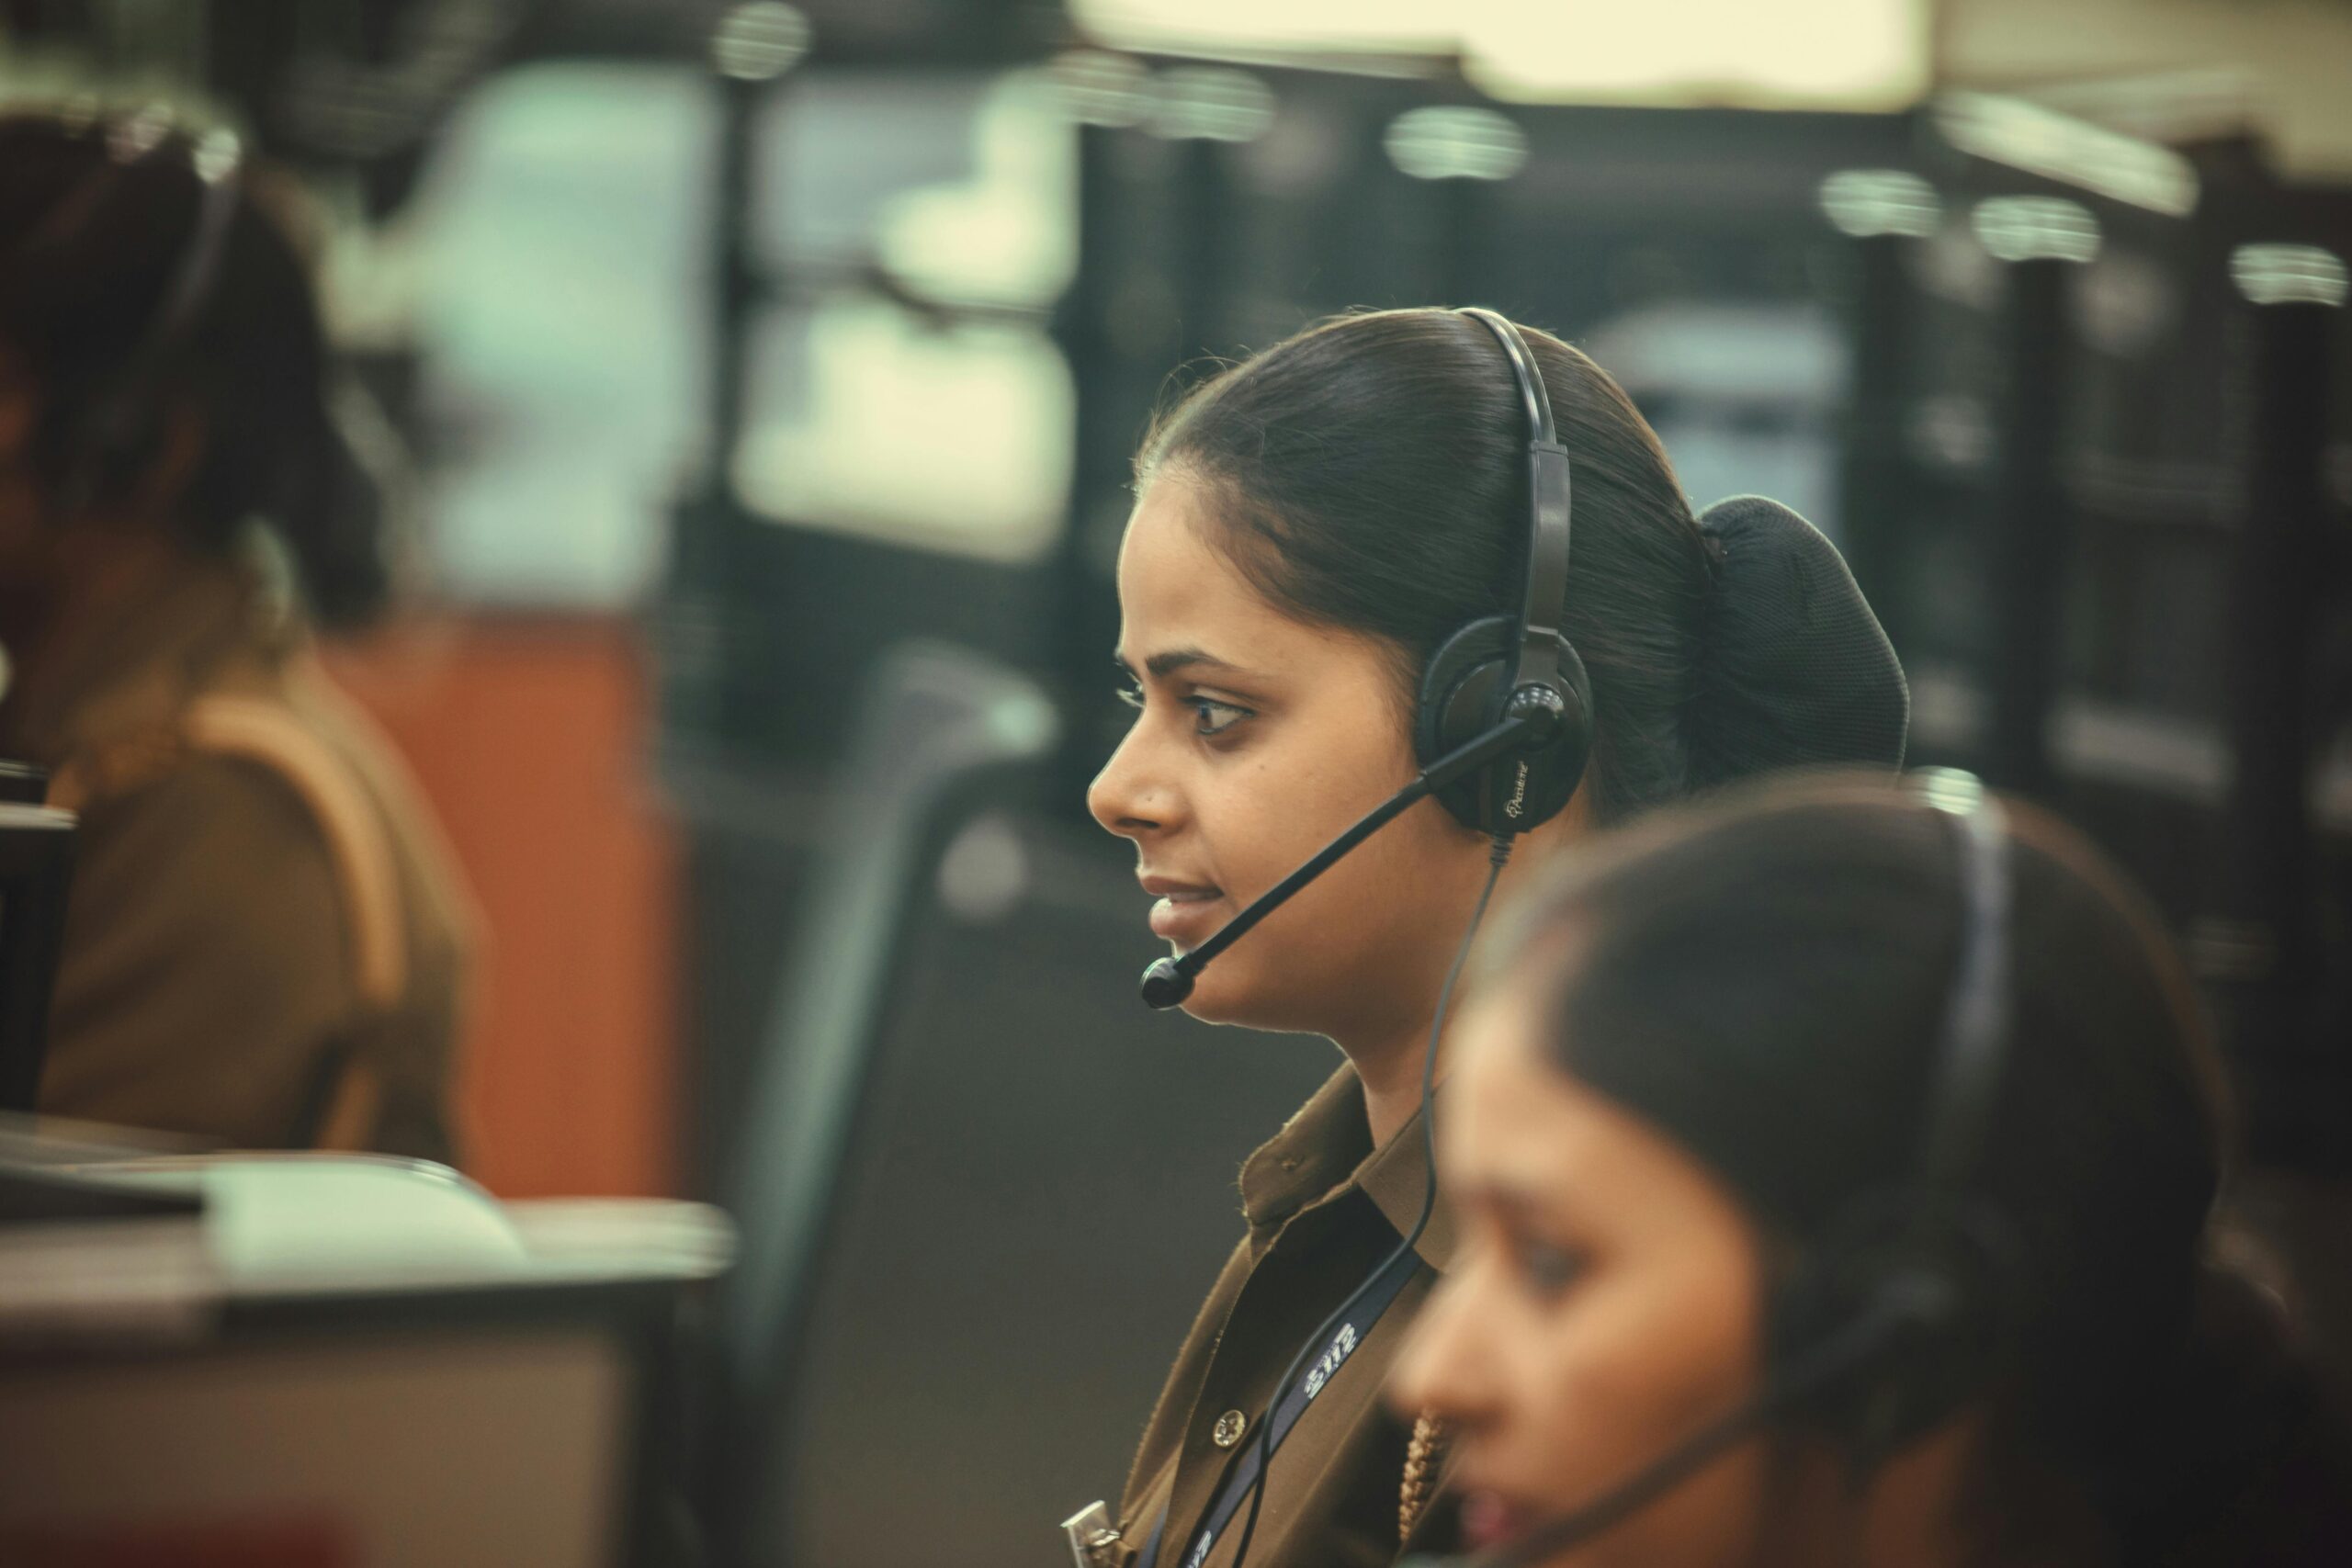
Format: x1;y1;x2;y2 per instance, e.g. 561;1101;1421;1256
1212;1409;1249;1449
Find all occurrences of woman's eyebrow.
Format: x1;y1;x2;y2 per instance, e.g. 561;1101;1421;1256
1453;1179;1559;1225
1114;647;1255;680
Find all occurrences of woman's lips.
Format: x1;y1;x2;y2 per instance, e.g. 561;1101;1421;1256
1458;1491;1535;1554
1143;882;1224;942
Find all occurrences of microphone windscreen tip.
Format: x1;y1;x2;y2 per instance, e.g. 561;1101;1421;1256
1139;956;1193;1010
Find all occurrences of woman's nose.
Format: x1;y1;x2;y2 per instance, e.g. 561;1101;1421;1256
1087;722;1173;840
1388;1270;1503;1432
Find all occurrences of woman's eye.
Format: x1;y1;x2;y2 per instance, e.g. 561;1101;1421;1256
1113;679;1251;736
1517;1239;1587;1300
1189;698;1251;738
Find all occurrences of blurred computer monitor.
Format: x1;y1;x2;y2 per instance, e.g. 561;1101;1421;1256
0;804;75;1113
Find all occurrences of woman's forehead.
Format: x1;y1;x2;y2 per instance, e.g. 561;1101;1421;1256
1449;989;1742;1236
1118;485;1298;657
1116;479;1386;682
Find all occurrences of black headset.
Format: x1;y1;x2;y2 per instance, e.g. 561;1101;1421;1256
1424;772;2028;1567
15;118;246;518
1417;308;1595;837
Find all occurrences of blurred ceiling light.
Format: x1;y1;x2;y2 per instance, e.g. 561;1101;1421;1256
2027;68;2257;155
1469;0;1925;105
1049;49;1152;128
1149;66;1276;141
1076;0;1443;54
191;127;243;182
1972;195;2100;265
712;2;810;82
1071;0;1929;109
54;96;104;133
1817;168;1939;238
107;106;173;159
2230;243;2349;308
1936;91;2199;218
1384;106;1526;180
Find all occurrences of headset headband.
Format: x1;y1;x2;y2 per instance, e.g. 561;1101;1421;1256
96;127;246;425
1455;308;1573;704
145;145;243;366
1915;770;2013;1195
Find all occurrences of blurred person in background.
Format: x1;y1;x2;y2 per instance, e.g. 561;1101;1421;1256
1389;774;2352;1568
1081;308;1909;1568
0;110;471;1161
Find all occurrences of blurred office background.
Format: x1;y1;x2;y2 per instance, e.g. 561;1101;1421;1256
3;2;2348;1563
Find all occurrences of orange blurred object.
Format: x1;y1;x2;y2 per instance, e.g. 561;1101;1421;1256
322;615;677;1199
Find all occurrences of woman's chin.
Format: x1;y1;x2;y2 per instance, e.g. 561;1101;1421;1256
1172;966;1330;1035
1174;986;1250;1027
1155;960;1252;1026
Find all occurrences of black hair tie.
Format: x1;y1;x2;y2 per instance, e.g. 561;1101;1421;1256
1688;495;1909;788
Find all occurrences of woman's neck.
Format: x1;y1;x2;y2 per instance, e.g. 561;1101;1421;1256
0;532;248;757
1344;1014;1442;1148
1342;806;1589;1147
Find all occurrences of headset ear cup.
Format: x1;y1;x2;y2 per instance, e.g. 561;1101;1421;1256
1766;1198;2024;1472
1767;1244;1928;1472
1416;615;1513;832
1416;615;1593;835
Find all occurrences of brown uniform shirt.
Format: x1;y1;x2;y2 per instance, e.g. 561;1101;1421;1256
10;562;472;1160
1110;1063;1461;1568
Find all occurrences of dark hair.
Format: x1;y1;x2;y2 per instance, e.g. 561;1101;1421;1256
1135;309;1905;824
0;113;389;626
1485;773;2352;1564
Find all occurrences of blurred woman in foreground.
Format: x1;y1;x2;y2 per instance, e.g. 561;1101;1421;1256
1391;773;2351;1567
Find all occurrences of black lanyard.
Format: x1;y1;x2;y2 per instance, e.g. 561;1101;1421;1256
1136;1242;1428;1568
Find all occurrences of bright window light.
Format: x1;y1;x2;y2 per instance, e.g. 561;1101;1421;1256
735;302;1075;565
1070;0;1931;109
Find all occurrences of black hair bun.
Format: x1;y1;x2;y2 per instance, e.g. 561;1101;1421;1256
1688;496;1908;787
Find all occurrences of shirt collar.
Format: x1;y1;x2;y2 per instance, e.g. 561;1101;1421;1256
1238;1061;1457;1272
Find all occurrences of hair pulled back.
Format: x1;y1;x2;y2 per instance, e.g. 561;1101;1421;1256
1486;773;2352;1564
0;113;388;627
1136;308;1906;824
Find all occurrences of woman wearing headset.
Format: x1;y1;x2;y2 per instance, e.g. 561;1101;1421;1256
1080;308;1908;1568
0;111;470;1158
1389;774;2352;1567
